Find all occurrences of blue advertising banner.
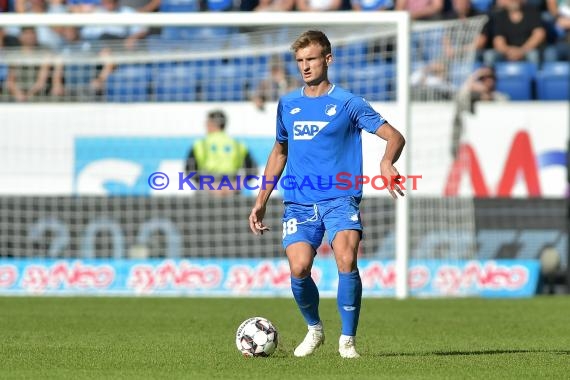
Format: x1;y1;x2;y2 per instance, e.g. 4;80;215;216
74;137;274;195
0;258;540;298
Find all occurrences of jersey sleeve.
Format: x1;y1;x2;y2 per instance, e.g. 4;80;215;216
346;96;386;134
276;100;288;142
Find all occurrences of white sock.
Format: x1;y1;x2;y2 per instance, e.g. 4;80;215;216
308;321;323;330
340;334;354;342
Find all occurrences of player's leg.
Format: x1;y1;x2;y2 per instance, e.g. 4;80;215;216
282;203;326;357
322;196;363;358
287;242;321;328
287;243;326;357
331;230;362;358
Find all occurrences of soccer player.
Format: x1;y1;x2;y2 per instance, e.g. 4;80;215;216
248;30;405;359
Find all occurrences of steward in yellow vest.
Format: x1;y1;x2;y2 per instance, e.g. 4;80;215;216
185;110;257;196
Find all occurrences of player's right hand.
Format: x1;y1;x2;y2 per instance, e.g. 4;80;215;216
249;204;271;235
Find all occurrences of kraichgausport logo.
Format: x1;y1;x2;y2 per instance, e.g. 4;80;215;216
293;121;330;140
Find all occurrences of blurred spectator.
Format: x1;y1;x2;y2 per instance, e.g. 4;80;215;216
3;27;64;102
254;0;295;11
79;0;149;93
474;0;510;64
544;0;559;17
80;0;149;49
443;0;485;59
452;66;508;157
67;0;100;12
60;25;88;53
484;0;546;66
14;0;65;12
58;26;99;99
410;61;455;100
351;0;393;11
15;0;67;51
544;1;570;61
525;0;558;19
185;110;258;197
444;0;479;19
251;58;299;111
1;27;20;48
0;0;8;11
456;66;508;113
395;0;444;20
240;0;259;10
120;0;160;12
88;48;115;94
296;0;343;11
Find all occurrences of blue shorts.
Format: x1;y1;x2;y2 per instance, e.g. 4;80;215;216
281;196;363;252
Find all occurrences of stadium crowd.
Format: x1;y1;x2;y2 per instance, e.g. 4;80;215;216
0;0;568;102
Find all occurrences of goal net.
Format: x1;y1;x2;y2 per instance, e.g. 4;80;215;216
0;12;487;297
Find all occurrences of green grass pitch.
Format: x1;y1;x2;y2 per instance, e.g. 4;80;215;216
1;296;569;379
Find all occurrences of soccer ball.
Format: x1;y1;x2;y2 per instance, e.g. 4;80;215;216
235;317;279;357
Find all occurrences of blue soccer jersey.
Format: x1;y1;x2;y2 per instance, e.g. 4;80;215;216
276;84;387;204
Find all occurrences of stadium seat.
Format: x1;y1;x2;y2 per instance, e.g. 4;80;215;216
230;54;269;83
158;5;208;43
261;27;290;46
327;63;346;87
471;0;493;12
419;27;445;62
450;62;482;88
105;65;150;102
146;34;172;52
203;62;246;101
495;62;537;100
226;32;251;51
153;62;198;102
0;64;7;82
193;58;223;81
206;0;233;11
334;42;368;63
204;81;246;101
64;64;94;86
536;61;570;101
159;0;199;12
346;62;394;101
160;26;230;53
160;26;216;41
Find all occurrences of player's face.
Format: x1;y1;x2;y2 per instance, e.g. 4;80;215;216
295;43;332;86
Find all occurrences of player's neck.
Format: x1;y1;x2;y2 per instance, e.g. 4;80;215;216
303;81;332;98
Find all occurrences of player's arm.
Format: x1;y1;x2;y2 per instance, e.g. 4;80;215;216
248;140;288;235
376;122;405;199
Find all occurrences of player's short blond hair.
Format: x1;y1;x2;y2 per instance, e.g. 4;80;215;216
290;30;332;57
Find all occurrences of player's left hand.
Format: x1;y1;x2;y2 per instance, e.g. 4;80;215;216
248;204;271;235
380;160;405;200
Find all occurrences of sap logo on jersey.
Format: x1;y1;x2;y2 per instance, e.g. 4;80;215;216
293;121;330;140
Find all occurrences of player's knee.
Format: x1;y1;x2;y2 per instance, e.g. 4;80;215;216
335;252;357;273
289;263;312;279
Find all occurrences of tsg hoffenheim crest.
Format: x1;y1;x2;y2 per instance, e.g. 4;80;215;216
325;104;337;116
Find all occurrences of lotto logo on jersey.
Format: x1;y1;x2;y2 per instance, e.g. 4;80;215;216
293;121;330;140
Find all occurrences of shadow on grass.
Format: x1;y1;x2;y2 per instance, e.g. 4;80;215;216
372;349;570;357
